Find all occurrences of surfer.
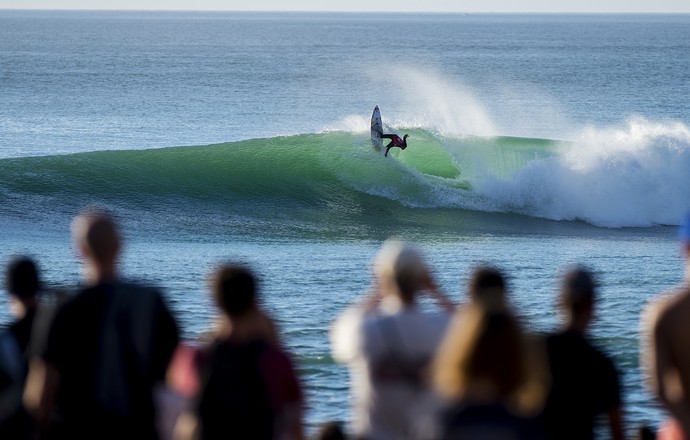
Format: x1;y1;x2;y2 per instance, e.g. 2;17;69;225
381;133;408;158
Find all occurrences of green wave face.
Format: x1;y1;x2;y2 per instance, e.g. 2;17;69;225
0;131;562;239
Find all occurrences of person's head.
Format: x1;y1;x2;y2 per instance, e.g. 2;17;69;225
71;209;121;284
468;266;507;310
5;257;40;318
434;307;526;402
560;266;596;316
6;256;40;300
72;208;121;266
373;239;430;304
211;264;258;319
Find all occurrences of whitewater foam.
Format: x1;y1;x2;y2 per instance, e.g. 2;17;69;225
474;118;690;227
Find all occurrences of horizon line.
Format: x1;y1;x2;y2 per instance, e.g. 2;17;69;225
2;8;690;14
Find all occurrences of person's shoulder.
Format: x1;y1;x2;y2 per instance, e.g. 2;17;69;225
366;307;449;341
259;342;295;369
662;287;690;318
333;304;369;332
545;330;600;363
114;280;162;296
545;330;575;353
643;287;690;332
407;309;453;333
56;287;92;316
582;337;617;374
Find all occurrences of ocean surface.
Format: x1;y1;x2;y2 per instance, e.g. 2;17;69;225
1;10;689;436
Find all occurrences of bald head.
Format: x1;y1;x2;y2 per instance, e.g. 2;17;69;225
72;210;121;267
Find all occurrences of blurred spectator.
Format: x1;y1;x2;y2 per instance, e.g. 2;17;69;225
540;267;624;440
23;209;180;439
433;306;547;440
0;257;41;439
641;212;690;440
330;239;454;440
173;263;304;440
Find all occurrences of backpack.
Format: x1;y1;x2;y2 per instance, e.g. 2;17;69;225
196;339;275;440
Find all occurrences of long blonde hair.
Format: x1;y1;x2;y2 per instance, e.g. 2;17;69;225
434;306;547;414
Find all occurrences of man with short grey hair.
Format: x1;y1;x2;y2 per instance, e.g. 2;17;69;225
25;209;179;439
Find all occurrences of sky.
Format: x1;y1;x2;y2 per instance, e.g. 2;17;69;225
1;0;689;13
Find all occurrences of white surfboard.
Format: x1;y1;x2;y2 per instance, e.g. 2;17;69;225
371;105;383;152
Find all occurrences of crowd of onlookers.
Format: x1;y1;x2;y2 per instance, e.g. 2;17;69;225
1;207;689;440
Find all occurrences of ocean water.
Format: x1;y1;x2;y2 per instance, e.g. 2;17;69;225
1;10;690;435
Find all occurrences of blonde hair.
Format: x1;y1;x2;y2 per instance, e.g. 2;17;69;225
373;239;429;301
434;306;547;414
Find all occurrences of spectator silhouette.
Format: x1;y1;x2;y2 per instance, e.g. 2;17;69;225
433;269;547;440
330;239;454;440
173;263;304;440
0;257;41;439
642;212;690;439
23;209;180;439
539;267;624;440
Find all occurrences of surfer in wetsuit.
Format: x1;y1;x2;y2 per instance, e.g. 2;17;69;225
382;133;408;158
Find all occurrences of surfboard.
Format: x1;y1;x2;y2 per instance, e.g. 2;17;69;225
371;105;383;152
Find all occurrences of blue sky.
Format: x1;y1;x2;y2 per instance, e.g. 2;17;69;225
1;0;689;12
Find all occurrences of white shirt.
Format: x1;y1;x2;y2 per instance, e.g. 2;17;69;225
330;297;450;440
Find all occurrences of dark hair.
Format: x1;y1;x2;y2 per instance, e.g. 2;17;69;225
434;308;526;401
211;264;257;318
6;257;40;299
468;311;525;397
315;421;347;440
469;266;506;308
561;267;596;310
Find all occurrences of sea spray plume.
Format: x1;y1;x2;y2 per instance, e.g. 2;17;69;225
477;118;690;227
331;67;495;137
369;66;571;141
382;66;497;137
